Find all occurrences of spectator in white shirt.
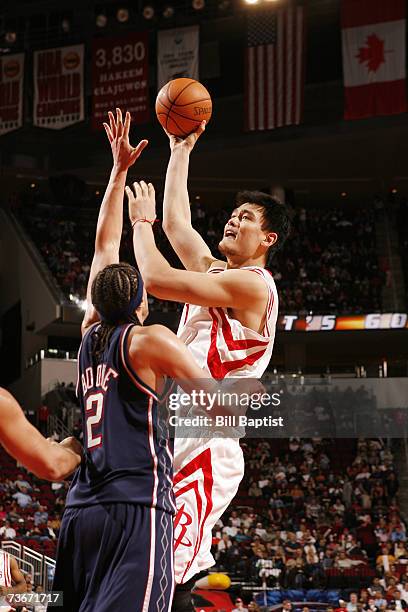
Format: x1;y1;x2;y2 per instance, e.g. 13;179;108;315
0;520;17;539
12;487;32;508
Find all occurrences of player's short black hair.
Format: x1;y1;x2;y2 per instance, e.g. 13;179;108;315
235;190;291;268
91;263;141;359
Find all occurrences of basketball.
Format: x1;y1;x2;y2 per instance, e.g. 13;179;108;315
155;78;212;138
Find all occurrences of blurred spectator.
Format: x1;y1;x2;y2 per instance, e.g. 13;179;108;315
12;487;32;508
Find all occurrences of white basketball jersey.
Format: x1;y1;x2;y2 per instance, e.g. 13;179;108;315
0;551;13;612
177;265;278;379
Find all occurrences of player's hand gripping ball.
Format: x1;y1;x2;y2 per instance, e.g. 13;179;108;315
155;78;212;138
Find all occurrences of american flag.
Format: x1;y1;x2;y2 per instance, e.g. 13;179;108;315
245;4;305;131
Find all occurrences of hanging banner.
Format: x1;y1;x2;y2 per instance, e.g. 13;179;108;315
157;26;199;89
341;0;407;119
33;44;84;129
92;32;149;130
0;53;24;136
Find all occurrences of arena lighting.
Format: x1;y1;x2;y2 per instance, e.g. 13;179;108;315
4;32;17;44
163;5;175;18
192;0;206;10
116;8;130;22
142;5;155;19
96;13;107;27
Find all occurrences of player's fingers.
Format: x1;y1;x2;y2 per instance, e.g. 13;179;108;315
131;139;148;160
103;123;114;143
108;111;116;139
197;120;206;135
147;182;155;199
116;107;123;138
193;120;206;141
139;180;149;198
123;111;131;138
125;185;134;202
133;182;143;199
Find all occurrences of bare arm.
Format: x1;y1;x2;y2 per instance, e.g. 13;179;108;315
0;388;82;481
127;182;267;309
130;325;208;381
0;556;27;596
162;123;220;272
82;109;148;334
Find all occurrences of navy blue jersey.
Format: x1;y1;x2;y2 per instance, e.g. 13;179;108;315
66;323;175;515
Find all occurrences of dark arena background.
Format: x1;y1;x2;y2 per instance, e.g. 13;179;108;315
1;0;408;610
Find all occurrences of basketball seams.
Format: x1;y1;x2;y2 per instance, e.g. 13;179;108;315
167;113;187;137
168;79;196;105
170;97;211;108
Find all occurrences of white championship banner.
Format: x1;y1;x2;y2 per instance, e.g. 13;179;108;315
33;44;84;129
157;25;199;89
0;53;24;136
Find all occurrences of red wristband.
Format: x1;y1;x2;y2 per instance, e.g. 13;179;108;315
132;217;157;228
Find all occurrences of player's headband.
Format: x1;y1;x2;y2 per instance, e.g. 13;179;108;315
99;269;144;323
128;269;144;313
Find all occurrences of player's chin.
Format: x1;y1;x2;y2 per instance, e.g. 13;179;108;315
218;238;237;255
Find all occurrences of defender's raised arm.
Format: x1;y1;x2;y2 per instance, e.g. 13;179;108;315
82;109;148;334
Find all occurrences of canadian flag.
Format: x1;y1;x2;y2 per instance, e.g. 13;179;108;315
341;0;407;120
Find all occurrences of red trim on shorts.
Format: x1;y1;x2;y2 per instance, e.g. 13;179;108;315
173;448;214;582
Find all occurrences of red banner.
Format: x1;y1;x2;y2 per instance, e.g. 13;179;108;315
0;53;24;136
92;33;149;130
33;45;84;129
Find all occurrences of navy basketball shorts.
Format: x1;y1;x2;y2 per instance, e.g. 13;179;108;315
53;503;174;612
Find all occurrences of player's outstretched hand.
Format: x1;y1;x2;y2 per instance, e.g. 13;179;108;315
126;181;156;225
103;108;148;171
165;120;206;154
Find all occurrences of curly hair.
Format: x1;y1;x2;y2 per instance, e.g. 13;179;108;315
91;263;141;360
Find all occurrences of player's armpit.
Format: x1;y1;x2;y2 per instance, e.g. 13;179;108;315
129;325;207;382
144;267;268;311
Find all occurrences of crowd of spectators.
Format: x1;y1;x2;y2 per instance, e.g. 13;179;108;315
0;447;68;559
212;438;406;608
14;191;384;315
0;435;405;610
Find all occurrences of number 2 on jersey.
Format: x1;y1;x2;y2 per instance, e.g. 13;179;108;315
86;392;104;449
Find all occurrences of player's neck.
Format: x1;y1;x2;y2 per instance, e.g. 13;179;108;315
225;254;266;270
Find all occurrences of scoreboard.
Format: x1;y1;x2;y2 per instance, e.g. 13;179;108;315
277;313;408;332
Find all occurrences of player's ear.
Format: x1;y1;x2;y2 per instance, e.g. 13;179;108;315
262;231;277;248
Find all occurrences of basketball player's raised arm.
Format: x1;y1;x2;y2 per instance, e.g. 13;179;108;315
82;109;148;334
128;182;268;310
0;388;82;482
0;556;27;596
162;122;221;272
